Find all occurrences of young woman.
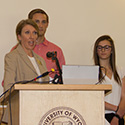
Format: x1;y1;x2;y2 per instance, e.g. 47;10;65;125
93;35;125;125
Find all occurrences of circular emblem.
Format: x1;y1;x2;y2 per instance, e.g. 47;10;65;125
39;106;86;125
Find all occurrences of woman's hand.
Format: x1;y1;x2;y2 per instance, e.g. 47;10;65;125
110;116;119;125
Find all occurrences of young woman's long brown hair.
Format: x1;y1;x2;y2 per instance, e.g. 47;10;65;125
93;35;121;85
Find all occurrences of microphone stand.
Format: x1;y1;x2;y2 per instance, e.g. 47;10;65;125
51;56;63;84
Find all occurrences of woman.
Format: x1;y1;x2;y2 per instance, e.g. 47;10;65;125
4;19;49;91
93;35;125;125
2;19;49;124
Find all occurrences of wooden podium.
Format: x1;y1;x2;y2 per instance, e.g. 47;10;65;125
0;84;111;125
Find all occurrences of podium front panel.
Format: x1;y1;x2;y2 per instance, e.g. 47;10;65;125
19;90;104;125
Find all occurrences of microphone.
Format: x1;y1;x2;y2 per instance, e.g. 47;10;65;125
22;69;55;84
0;69;56;98
46;51;63;84
46;51;57;58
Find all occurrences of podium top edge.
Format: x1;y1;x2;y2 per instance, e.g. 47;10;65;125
13;84;112;91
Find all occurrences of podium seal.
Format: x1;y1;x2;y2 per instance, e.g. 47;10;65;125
39;106;86;125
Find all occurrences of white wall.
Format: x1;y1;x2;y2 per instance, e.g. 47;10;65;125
0;0;125;94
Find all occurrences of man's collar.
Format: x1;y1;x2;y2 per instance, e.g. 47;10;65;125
41;38;48;46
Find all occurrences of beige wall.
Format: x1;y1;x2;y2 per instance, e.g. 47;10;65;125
0;0;125;94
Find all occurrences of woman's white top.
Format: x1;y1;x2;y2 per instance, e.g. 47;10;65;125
102;66;125;114
28;56;42;82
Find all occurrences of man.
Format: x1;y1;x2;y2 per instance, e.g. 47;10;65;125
28;9;65;79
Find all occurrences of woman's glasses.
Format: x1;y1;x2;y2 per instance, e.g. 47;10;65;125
97;45;112;51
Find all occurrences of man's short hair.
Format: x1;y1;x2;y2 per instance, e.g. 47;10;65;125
28;8;49;22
